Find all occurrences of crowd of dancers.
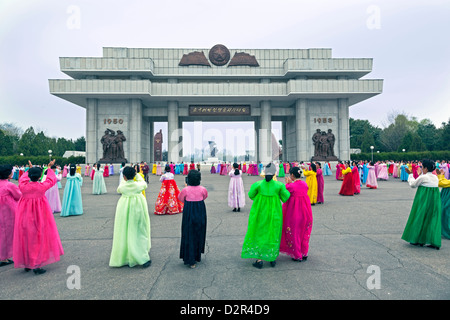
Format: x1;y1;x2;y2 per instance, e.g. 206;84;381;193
0;157;449;274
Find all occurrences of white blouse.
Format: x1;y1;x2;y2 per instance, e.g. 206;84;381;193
160;172;174;182
408;172;438;188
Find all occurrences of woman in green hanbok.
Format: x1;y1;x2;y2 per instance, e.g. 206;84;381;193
241;163;290;268
436;168;450;239
109;166;151;268
401;159;441;249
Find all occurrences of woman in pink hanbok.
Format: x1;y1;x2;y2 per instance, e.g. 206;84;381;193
0;165;22;267
377;162;389;181
228;163;246;212
242;162;247;174
220;162;227;175
13;160;64;275
90;163;96;180
84;164;90;177
280;166;313;262
366;162;378;189
62;165;68;178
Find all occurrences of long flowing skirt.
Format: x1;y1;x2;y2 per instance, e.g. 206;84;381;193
401;186;441;248
109;194;151;267
154;180;183;215
339;174;354;196
93;174;107;195
279;195;313;260
180;200;207;266
0;196;17;260
13;198;64;268
441;188;450;239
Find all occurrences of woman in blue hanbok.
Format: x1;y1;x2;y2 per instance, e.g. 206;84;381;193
400;163;409;182
323;162;331;176
61;164;83;217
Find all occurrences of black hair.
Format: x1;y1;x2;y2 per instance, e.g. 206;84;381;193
97;163;101;170
123;166;136;180
187;169;201;186
316;161;321;168
0;165;13;180
28;167;42;182
289;166;301;179
165;165;171;172
310;162;317;172
422;159;435;172
233;162;240;175
70;164;76;176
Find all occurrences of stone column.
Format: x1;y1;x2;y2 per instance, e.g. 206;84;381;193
295;98;308;161
338;98;350;160
168;100;180;163
85;98;98;164
259;100;272;164
282;120;287;162
129;99;142;163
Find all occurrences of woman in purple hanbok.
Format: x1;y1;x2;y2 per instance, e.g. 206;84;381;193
210;163;216;174
228;163;246;212
44;165;62;213
316;162;324;204
440;161;449;180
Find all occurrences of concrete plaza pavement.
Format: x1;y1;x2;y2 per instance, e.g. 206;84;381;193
1;167;449;301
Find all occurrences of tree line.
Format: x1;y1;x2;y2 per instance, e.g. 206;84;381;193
0;123;85;158
350;112;450;154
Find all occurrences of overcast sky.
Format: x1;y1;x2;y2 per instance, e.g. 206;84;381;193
1;0;449;147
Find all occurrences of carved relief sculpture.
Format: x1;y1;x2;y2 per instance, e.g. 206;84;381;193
99;128;128;163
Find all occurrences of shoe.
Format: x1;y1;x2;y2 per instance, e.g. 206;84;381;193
190;264;196;269
24;268;31;272
270;260;276;267
232;208;237;212
33;268;46;275
0;259;13;267
292;258;302;262
143;260;152;268
302;256;308;261
252;260;263;269
426;245;440;250
237;208;240;212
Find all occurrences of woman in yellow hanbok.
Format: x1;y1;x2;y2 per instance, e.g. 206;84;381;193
152;163;157;175
303;163;318;205
133;164;146;198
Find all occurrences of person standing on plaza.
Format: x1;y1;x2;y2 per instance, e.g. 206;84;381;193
0;165;22;267
109;166;151;268
103;164;109;177
13;160;64;275
142;162;150;183
303;163;318;205
351;161;361;195
436;168;450;239
339;161;354;196
61;164;83;217
178;170;208;269
93;163;107;195
228;163;245;212
241;163;290;269
316;162;324;204
279;166;313;262
44;165;62;213
154;165;183;215
366;161;378;189
401;159;441;249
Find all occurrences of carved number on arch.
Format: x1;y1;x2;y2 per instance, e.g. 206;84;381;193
103;119;124;125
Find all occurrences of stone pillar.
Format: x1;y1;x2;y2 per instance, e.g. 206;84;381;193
338;98;350;160
129;99;142;163
85;98;98;164
259;100;272;164
168;100;180;163
295;98;308;161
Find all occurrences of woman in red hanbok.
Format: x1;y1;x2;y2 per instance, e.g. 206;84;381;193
154;165;183;215
339;162;354;196
13;160;64;274
280;166;313;262
183;163;188;175
103;164;109;177
336;162;343;180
